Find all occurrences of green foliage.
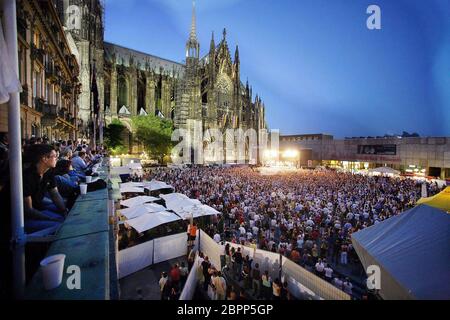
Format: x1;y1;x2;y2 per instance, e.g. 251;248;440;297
131;115;174;164
104;119;126;155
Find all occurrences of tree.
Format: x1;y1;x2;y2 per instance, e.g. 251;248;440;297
104;119;127;155
131;115;174;164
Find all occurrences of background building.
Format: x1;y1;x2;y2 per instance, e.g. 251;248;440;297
0;0;81;141
281;134;450;179
55;0;104;139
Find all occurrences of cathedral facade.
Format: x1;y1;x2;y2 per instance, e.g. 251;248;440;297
102;3;266;137
57;1;267;150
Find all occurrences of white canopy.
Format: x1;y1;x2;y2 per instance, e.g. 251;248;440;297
160;193;202;213
120;182;145;189
128;162;143;170
175;204;221;219
119;203;167;220
126;211;182;233
369;166;400;175
120;196;160;208
144;180;174;192
120;186;145;194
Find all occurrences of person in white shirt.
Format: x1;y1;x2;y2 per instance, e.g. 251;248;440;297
343;278;353;296
315;259;325;277
239;225;246;236
324;265;333;281
159;272;168;300
213;233;221;243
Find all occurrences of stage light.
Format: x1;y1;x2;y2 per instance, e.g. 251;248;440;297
282;150;299;158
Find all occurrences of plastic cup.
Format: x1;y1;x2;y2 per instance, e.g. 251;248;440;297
80;183;88;195
40;254;66;290
85;176;92;183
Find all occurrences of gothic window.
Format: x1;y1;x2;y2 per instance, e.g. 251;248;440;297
216;73;232;112
118;75;128;108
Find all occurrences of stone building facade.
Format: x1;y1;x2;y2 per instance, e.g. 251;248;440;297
281;134;450;179
0;0;81;141
55;0;104;139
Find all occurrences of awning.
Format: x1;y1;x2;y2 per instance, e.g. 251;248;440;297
126;211;182;233
119;203;167;220
120;196;160;208
144;180;174;192
174;204;221;219
368;167;400;175
351;205;450;300
160;193;202;213
417;187;450;212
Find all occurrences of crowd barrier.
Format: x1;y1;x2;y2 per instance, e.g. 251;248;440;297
198;231;351;300
118;232;187;279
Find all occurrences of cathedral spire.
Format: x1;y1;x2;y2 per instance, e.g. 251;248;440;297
234;45;239;64
210;31;215;52
186;0;200;59
189;0;198;43
223;28;227;40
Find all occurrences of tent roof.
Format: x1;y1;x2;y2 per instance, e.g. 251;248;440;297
417;187;450;212
174;204;221;219
120;196;160;208
352;205;450;300
160;193;202;213
369;167;400;175
126;211;181;233
144;180;174;192
119;203;167;220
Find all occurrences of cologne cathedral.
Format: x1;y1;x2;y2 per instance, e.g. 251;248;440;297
58;0;267;138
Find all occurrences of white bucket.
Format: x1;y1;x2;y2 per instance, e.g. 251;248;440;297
40;254;66;290
80;183;88;195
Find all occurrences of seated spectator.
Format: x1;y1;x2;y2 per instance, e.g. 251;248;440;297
22;144;67;235
53;160;80;202
71;151;88;173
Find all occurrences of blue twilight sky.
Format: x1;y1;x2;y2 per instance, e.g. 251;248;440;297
104;0;450;138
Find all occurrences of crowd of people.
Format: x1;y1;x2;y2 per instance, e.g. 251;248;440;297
0;133;105;237
145;165;444;298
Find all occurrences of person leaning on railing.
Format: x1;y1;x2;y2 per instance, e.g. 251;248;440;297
22;144;68;235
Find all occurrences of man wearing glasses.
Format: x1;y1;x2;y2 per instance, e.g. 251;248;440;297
22;144;67;235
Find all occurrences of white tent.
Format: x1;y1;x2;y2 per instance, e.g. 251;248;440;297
119;186;145;194
144;180;174;192
160;193;202;213
175;204;221;219
120;196;160;208
368;167;400;176
119;203;167;220
120;182;145;189
126;211;182;233
128;162;143;170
